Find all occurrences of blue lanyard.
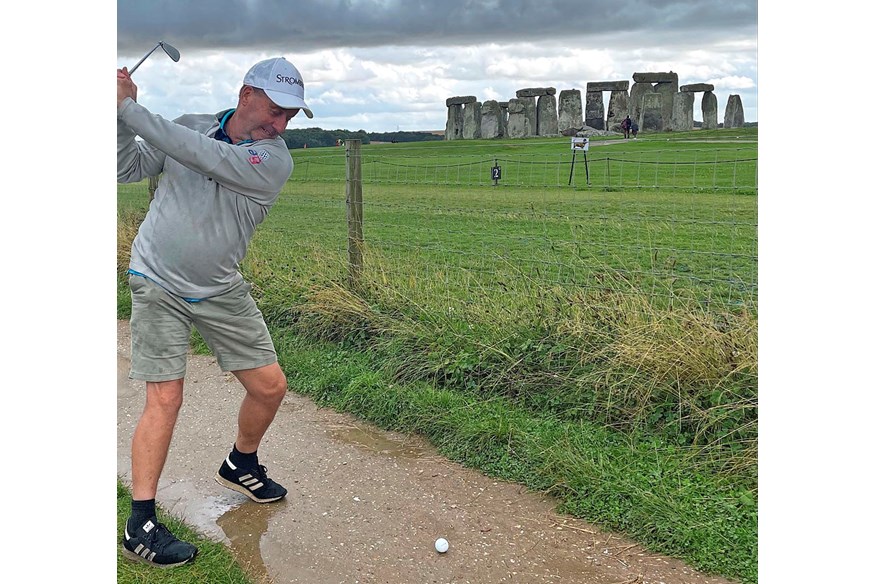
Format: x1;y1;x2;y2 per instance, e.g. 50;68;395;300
215;109;254;146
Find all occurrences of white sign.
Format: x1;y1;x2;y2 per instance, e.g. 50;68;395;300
571;137;589;151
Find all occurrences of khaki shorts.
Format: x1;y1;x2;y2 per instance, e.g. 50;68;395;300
128;274;277;382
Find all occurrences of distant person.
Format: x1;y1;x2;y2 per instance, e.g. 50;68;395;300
631;120;639;139
117;56;313;567
621;115;632;139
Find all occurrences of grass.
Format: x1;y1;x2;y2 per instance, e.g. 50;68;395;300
117;481;260;584
269;329;757;581
117;127;757;583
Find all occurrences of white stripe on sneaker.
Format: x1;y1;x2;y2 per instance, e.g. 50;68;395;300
239;474;264;490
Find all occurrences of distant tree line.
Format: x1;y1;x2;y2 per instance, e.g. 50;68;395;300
280;128;443;149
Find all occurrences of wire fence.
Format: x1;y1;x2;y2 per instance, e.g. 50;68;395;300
292;139;758;192
118;138;757;314
280;139;757;314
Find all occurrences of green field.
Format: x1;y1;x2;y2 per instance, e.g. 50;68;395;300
118;127;758;583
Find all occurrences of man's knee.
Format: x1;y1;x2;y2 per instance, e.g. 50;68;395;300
263;368;287;402
145;379;185;412
236;363;287;404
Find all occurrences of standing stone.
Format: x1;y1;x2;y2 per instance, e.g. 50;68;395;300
629;82;653;129
584;91;605;129
671;91;694;131
631;72;677;132
498;102;509;137
557;89;583;134
536;94;559;136
480;100;502;139
724;95;745;128
506;99;530;138
702;91;718;129
445;103;463;140
642;93;663;132
654;82;676;131
445;96;475;140
606;90;630;132
515;95;537;137
462;101;482;139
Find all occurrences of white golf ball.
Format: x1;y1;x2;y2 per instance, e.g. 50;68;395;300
435;537;449;553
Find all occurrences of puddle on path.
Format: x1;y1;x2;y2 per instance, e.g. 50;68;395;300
329;423;430;459
216;500;286;583
154;478;284;583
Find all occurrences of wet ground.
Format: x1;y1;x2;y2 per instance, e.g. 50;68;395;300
117;320;737;584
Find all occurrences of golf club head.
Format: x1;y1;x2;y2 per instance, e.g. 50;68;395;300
159;41;180;62
128;41;180;75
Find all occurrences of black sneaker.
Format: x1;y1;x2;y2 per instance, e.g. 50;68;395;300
121;516;197;568
215;456;288;503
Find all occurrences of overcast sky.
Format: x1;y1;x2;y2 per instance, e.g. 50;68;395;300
117;0;758;133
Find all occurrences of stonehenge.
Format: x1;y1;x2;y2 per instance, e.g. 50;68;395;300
585;81;629;131
445;71;745;139
681;83;718;130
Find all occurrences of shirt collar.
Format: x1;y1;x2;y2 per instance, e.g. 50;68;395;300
213;109;254;145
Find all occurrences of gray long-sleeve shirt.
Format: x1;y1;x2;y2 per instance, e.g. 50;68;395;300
117;97;293;299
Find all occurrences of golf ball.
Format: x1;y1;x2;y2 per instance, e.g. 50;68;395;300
435;537;449;553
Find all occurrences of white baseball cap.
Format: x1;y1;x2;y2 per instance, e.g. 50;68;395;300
243;57;314;118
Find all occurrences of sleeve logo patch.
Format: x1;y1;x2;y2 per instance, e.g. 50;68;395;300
247;149;270;164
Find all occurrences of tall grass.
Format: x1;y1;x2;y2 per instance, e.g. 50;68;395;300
281;244;757;484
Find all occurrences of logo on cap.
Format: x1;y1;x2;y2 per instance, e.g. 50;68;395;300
276;74;304;89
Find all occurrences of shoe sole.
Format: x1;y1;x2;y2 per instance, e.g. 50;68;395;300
214;473;286;503
121;545;196;568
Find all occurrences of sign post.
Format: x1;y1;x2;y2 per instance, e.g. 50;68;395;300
569;136;590;186
491;160;502;186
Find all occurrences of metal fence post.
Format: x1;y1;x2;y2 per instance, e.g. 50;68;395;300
345;139;363;288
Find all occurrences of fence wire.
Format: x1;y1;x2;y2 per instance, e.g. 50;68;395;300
119;141;757;314
282;141;757;314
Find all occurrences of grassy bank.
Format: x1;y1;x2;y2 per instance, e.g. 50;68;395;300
117;128;757;582
116;481;258;584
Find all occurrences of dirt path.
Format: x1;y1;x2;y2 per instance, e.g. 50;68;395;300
117;320;736;584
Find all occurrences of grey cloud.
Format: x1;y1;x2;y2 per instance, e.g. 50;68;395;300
118;0;756;55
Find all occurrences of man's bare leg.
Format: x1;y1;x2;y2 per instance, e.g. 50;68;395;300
214;362;288;503
232;362;287;453
131;378;185;500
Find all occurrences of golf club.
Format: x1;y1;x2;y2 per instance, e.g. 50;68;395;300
128;41;180;75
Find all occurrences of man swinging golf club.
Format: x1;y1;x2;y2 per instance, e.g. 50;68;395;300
117;55;313;567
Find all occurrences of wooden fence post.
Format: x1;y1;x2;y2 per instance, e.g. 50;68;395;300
345;140;363;288
148;175;159;201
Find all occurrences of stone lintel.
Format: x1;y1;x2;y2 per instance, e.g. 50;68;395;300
632;72;678;83
446;95;477;106
680;83;715;92
516;87;556;97
586;81;630;92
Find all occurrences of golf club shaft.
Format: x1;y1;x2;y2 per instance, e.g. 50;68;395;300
128;44;159;75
